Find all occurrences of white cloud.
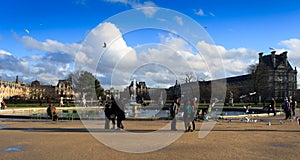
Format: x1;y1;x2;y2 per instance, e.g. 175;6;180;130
11;22;136;89
279;38;300;87
13;31;248;91
0;49;12;56
209;12;215;17
157;18;166;22
73;0;87;5
12;20;260;90
194;9;215;17
196;41;258;78
174;16;183;26
194;9;204;16
37;72;59;85
28;55;42;61
20;36;80;56
105;0;158;17
133;1;157;17
58;63;70;72
280;38;300;59
78;22;136;70
105;0;128;3
0;50;30;80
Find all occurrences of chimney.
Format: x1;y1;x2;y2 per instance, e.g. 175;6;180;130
16;75;19;83
281;51;288;66
271;51;276;68
258;52;263;63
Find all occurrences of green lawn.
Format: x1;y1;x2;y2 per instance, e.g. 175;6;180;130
6;103;76;108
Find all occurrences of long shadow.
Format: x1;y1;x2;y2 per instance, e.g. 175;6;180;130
1;127;182;133
0;127;165;133
2;126;300;133
206;129;300;133
1;127;89;132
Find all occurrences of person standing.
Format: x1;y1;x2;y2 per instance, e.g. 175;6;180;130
170;96;180;131
47;103;58;121
268;98;276;116
290;96;296;117
1;100;6;110
104;100;116;129
283;98;291;120
114;98;125;130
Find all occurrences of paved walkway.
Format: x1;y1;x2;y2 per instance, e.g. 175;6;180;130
1;112;300;160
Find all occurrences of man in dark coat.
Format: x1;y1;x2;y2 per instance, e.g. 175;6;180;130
113;98;125;129
104;100;116;129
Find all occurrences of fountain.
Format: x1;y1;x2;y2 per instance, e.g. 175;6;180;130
130;79;138;105
129;79;141;117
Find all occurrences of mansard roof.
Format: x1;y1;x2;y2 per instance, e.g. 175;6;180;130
58;79;72;85
261;51;294;71
226;74;252;83
31;80;41;87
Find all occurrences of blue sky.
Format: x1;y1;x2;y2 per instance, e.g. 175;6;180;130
0;0;300;90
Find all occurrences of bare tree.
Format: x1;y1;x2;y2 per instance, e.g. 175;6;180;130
184;72;195;83
247;63;258;74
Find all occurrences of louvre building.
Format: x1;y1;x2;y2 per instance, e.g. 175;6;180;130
178;51;297;103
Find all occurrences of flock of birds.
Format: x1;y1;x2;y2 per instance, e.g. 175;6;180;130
226;116;300;126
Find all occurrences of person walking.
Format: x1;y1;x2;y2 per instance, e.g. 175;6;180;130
191;98;197;131
183;99;195;132
283;98;291;120
170;96;180;131
268;98;276;116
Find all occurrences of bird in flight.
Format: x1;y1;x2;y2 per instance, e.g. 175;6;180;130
103;42;107;48
25;29;30;34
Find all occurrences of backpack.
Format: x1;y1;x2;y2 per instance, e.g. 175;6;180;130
185;105;193;115
283;101;290;111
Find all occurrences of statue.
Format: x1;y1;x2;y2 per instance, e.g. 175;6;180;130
228;91;234;106
59;97;64;107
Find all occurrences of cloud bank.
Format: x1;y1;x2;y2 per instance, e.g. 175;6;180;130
1;21;299;90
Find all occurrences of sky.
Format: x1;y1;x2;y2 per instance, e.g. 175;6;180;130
0;0;300;90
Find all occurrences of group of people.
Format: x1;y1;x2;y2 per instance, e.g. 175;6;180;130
104;97;125;130
260;96;298;120
170;96;196;132
282;96;297;120
170;95;299;132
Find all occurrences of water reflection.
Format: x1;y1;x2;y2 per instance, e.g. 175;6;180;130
1;146;24;152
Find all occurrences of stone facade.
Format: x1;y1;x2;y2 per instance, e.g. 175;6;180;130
1;78;75;103
0;80;30;100
167;51;298;103
250;51;297;102
56;79;74;101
